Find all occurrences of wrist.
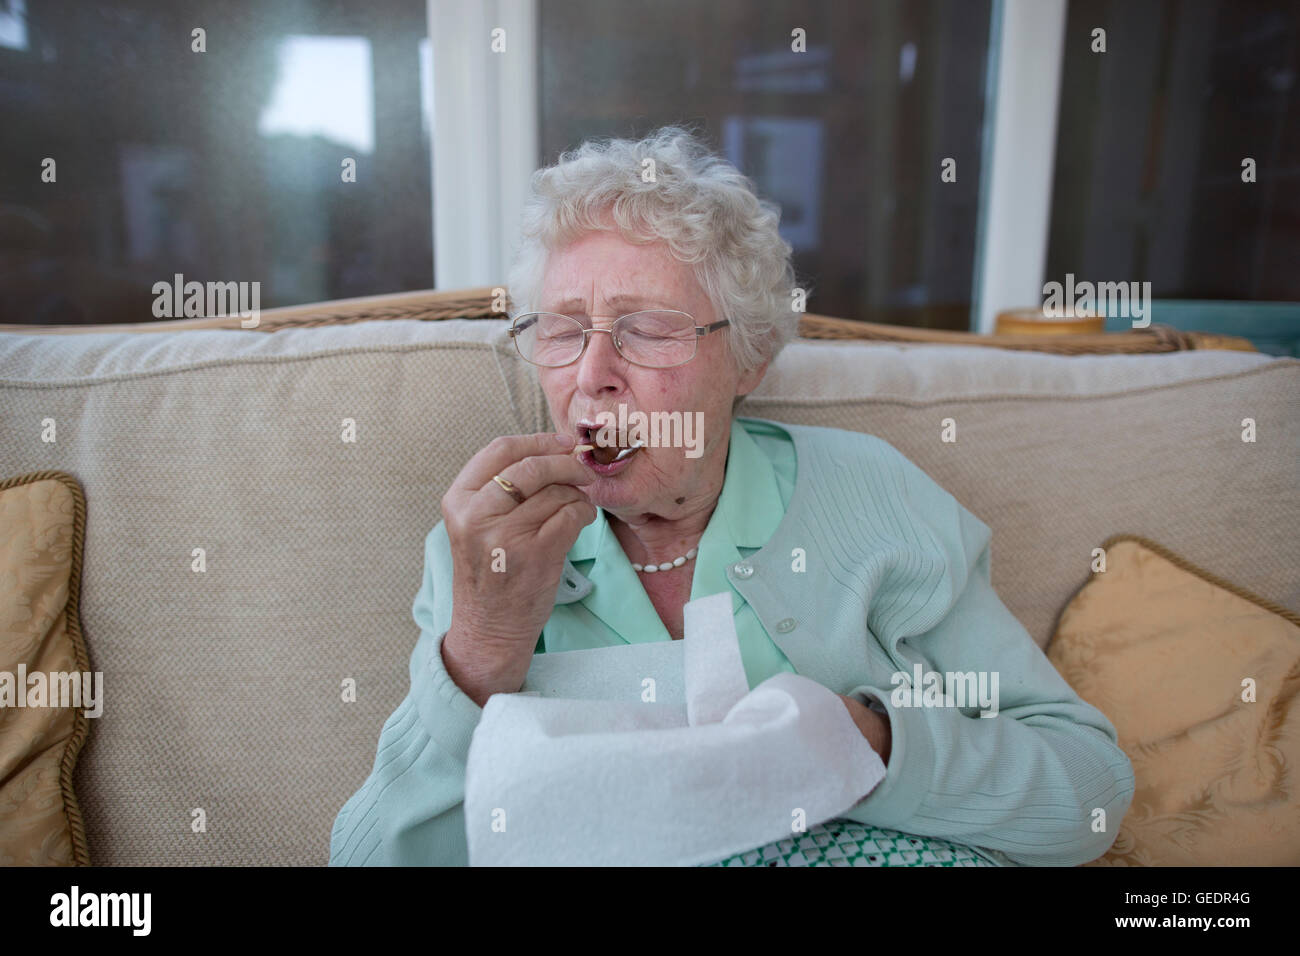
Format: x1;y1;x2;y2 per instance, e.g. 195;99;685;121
869;709;892;765
839;693;892;765
442;625;530;707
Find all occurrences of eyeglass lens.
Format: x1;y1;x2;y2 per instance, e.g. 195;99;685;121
515;311;697;368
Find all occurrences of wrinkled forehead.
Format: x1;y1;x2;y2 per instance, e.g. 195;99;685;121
538;233;708;316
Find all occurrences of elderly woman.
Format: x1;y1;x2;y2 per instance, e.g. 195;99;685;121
330;126;1134;867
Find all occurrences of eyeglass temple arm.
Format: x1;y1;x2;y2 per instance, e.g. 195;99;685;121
695;319;731;336
506;315;539;337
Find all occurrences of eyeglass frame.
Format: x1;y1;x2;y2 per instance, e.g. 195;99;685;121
507;309;731;369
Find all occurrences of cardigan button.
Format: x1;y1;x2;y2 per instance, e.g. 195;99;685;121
732;562;754;579
775;617;796;633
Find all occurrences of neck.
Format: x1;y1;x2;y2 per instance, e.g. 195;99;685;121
605;432;730;566
607;504;713;565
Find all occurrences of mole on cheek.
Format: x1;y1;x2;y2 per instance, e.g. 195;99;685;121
675;496;686;504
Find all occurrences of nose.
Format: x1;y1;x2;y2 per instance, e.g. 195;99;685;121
574;320;629;397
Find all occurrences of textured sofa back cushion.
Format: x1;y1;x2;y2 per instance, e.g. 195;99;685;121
1;319;1296;866
739;339;1299;648
0;321;543;866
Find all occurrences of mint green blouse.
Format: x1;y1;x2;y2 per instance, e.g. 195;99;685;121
331;416;1134;867
540;417;798;691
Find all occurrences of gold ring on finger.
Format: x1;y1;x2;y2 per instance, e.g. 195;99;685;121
491;474;528;505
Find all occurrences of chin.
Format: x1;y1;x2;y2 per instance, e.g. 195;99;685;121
580;481;639;511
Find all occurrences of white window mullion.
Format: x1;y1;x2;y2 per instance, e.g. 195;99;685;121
973;0;1068;333
428;0;538;291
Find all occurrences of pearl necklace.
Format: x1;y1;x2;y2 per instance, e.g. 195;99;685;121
631;547;699;574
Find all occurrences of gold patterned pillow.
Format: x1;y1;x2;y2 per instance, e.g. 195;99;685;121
0;471;92;865
1048;535;1300;866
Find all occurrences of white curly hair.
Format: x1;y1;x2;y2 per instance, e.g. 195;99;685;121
506;125;803;376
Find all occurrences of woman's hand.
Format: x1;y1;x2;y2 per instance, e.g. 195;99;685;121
440;432;598;706
838;694;892;766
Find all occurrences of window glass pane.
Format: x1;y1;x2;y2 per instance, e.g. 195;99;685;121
1046;0;1300;301
538;0;993;330
0;0;432;325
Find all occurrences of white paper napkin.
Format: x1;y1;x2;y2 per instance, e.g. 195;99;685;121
463;592;887;866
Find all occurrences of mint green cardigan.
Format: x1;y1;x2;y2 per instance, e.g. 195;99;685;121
330;418;1134;866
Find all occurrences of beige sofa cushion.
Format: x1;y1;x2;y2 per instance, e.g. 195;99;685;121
1;320;537;866
742;339;1300;646
0;318;1295;865
1048;535;1300;866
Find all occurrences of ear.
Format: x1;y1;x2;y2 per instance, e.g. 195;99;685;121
735;359;770;399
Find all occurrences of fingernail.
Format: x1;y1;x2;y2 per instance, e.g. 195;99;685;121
554;433;575;447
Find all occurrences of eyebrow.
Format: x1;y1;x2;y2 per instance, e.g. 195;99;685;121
546;293;676;313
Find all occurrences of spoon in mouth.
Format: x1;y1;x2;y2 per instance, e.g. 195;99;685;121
574;439;646;463
612;441;646;461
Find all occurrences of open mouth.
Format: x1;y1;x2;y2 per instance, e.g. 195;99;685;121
575;423;646;464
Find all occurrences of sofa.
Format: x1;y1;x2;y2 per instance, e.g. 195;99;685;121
1;290;1296;866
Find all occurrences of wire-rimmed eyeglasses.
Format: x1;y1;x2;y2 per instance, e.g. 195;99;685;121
508;310;730;369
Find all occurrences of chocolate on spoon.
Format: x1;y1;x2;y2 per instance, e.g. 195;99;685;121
575;440;646;464
611;441;646;462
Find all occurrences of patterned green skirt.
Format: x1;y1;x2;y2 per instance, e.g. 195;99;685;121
701;818;999;867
